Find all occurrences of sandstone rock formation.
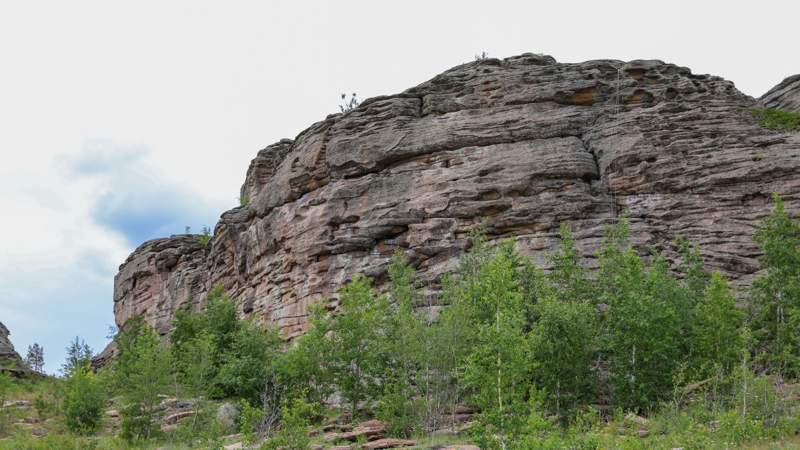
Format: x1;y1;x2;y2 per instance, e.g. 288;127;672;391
0;322;25;374
761;75;800;112
109;53;800;342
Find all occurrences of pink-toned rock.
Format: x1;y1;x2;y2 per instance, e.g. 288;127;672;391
100;54;800;352
164;410;195;425
361;438;416;449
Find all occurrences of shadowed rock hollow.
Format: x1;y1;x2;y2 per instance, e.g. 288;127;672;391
108;53;800;342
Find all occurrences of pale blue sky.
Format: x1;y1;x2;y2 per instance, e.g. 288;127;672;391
0;0;797;373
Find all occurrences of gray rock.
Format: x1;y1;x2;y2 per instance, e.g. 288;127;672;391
217;402;240;430
761;74;800;112
101;54;800;348
0;322;25;374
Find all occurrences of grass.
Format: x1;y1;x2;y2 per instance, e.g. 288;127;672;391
750;108;800;132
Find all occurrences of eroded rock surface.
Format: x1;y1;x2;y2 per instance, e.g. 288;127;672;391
761;74;800;112
108;54;800;340
0;322;25;373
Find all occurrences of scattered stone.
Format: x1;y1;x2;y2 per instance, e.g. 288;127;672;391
164;410;195;425
106;409;120;418
624;413;649;427
217;402;241;429
3;400;30;408
361;438;415;449
336;419;387;442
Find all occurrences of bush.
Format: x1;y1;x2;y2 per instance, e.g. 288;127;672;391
260;398;314;450
111;316;171;441
172;285;283;403
63;366;105;434
749;194;800;377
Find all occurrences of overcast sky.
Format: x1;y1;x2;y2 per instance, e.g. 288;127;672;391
0;1;797;373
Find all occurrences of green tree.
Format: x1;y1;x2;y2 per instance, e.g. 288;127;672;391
61;336;93;376
328;275;390;416
461;242;531;443
598;220;687;410
279;306;335;404
24;343;44;374
62;366;105;434
377;252;426;436
529;293;597;418
112;317;171;441
749;194;800;377
689;271;744;379
216;320;282;404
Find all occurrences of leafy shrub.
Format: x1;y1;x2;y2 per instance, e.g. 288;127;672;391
63;366;105;434
260;398;314;450
110;316;171;441
195;225;212;246
171;285;283;403
749;194;800;378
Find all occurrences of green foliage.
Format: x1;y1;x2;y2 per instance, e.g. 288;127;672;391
327;275;390;416
240;193;250;207
279;307;335;404
750;194;800;377
194;226;212;246
460;242;530;442
61;336;93;376
63;366;105;434
11;204;800;447
598;220;691;410
750;108;800;132
239;398;264;445
260;397;313;450
171;285;283;403
110;316;171;441
24;343;44;374
527;224;598;417
689;271;744;379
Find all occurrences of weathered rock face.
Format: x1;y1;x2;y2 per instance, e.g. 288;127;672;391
0;322;25;373
761;75;800;112
110;53;800;340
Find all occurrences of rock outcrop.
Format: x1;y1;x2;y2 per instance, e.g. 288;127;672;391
761;75;800;112
109;53;800;341
0;322;25;374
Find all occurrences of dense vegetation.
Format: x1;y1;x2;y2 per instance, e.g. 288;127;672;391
1;195;800;449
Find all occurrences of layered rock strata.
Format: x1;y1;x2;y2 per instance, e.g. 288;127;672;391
110;54;800;341
0;322;25;374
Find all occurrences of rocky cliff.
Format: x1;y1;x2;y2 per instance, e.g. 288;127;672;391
110;53;800;341
0;322;25;374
